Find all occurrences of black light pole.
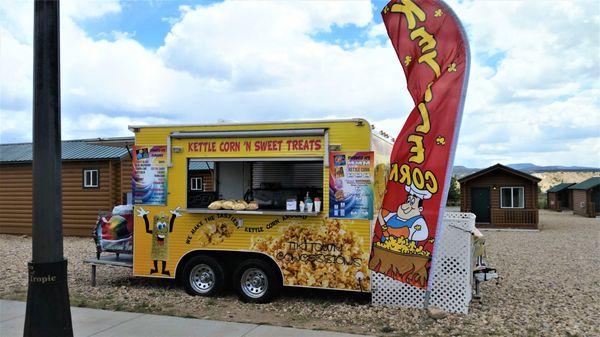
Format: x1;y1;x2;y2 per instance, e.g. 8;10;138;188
24;1;73;336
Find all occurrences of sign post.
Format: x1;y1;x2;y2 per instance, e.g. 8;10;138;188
24;1;74;336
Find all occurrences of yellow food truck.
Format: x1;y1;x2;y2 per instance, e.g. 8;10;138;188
129;119;392;302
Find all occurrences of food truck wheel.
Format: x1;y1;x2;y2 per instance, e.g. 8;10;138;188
233;259;280;303
183;256;224;296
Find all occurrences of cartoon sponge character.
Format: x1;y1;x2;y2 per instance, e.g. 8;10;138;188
137;207;182;275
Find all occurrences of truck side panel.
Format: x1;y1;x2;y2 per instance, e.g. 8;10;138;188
132;120;374;292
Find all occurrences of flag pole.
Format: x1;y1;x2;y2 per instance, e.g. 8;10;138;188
24;1;73;336
423;0;471;308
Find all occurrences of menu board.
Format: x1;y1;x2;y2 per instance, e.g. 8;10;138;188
132;146;168;205
329;151;374;219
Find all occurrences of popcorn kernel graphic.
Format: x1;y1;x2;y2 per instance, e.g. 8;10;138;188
404;55;412;66
447;62;457;72
434;9;443;17
436;136;446;145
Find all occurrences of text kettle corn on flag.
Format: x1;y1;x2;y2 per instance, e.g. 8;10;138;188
368;0;470;289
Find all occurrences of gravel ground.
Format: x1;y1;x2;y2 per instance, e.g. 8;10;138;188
1;210;598;337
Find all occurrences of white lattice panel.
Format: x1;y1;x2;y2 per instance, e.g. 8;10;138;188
371;212;475;314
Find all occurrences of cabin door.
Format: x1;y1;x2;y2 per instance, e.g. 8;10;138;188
592;187;600;215
470;187;490;223
558;191;570;209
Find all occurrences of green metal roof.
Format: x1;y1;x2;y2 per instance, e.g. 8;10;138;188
0;140;129;163
188;161;215;170
568;177;600;190
547;182;575;193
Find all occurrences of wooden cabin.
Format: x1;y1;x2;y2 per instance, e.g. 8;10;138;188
0;138;133;236
547;183;574;211
568;177;600;218
459;164;540;229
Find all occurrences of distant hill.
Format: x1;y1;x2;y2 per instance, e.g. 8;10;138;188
452;165;479;178
453;163;599;178
505;163;599;172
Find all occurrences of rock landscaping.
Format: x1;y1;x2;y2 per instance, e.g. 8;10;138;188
1;210;598;336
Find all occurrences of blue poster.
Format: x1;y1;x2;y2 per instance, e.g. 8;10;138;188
132;146;167;205
329;151;374;219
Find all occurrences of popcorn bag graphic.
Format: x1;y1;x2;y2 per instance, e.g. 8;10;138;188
251;219;370;291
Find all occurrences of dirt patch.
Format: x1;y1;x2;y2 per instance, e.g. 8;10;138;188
1;210;598;336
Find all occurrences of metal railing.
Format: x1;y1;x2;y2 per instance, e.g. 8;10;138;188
492;209;538;225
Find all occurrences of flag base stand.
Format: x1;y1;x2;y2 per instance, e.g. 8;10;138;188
371;212;475;314
423;290;431;308
24;260;73;337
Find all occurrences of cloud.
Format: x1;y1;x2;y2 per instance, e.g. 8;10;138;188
62;0;121;20
368;22;386;38
0;0;598;168
0;108;32;142
446;0;600;167
61;113;171;140
0;28;31;111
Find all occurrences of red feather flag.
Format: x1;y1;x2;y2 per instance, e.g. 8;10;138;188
369;0;469;289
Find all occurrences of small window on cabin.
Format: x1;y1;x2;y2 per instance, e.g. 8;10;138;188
187;161;217;208
500;187;524;208
190;177;204;191
83;169;99;188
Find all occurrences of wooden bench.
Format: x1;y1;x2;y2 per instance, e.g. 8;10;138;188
83;254;133;286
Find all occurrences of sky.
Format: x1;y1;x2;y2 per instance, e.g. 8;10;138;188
0;0;599;168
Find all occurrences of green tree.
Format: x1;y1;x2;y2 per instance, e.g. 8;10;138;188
447;176;460;204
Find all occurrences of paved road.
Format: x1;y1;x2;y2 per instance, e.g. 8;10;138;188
0;300;372;337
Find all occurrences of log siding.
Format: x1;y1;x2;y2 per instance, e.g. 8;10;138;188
572;190;590;217
0;158;131;236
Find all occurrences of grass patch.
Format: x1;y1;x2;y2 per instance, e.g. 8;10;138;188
132;302;154;313
0;287;28;301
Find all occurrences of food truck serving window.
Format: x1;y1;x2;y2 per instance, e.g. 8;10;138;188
187;158;323;211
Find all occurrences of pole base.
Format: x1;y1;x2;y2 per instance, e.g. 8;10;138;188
24;260;73;337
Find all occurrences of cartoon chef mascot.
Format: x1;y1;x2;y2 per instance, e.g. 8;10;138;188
378;183;430;242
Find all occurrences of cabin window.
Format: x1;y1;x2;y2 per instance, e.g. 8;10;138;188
190;177;204;191
500;187;524;208
83;169;99;188
187;161;217;208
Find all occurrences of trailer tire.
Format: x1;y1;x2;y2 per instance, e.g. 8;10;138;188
182;255;224;297
233;259;280;303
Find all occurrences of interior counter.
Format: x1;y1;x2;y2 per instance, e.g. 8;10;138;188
183;208;321;217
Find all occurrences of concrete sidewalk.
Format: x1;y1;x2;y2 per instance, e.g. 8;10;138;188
0;300;372;337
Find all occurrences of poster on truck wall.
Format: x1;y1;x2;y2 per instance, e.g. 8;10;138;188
132;145;168;205
329;151;374;219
